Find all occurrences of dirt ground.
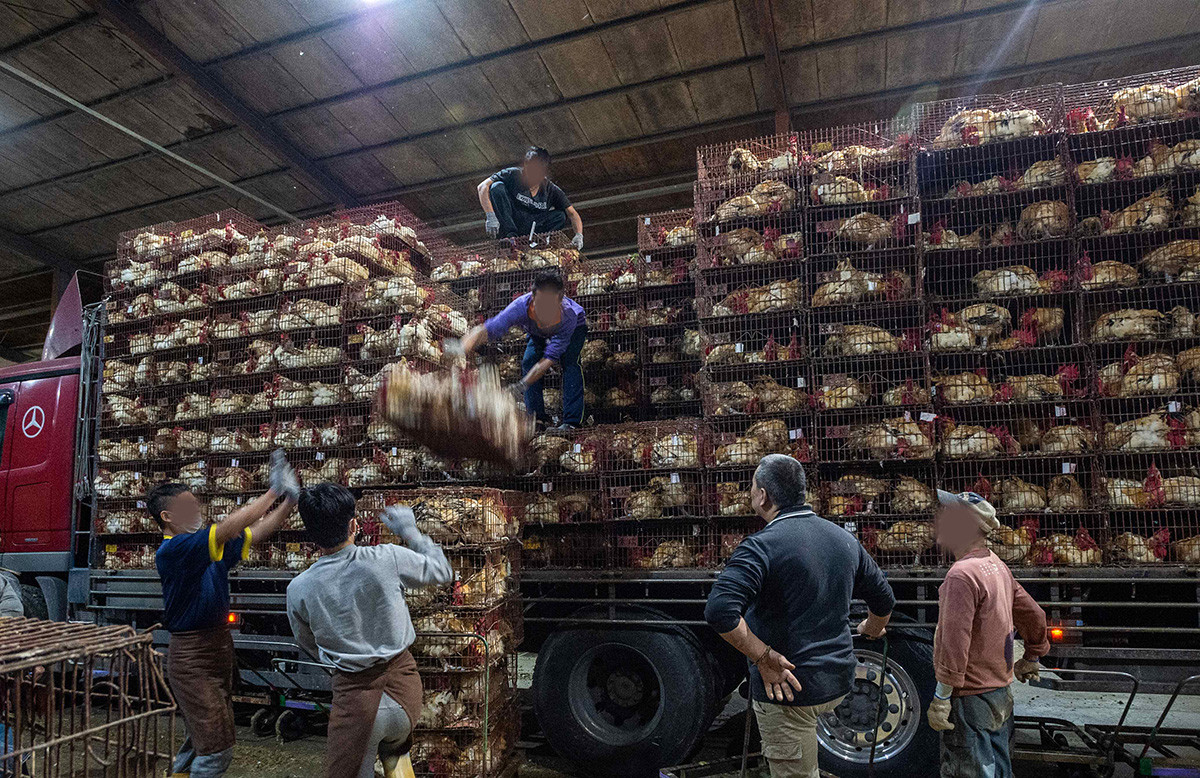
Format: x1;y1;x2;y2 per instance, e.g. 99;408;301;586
199;682;1199;778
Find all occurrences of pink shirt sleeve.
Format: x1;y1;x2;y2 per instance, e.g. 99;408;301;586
1012;579;1049;659
934;571;978;688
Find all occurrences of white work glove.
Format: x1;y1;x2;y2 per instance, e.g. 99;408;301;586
485;213;500;237
927;696;954;731
570;232;584;251
506;382;526;402
1014;657;1041;683
268;449;301;502
380;505;425;548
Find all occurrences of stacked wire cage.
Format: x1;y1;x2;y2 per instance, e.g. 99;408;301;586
360;488;525;778
638;209;703;419
95;203;477;571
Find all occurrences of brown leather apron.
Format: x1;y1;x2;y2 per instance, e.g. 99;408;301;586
167;627;237;755
325;650;423;778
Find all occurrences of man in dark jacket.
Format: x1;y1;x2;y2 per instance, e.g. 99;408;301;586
477;146;584;247
705;454;895;778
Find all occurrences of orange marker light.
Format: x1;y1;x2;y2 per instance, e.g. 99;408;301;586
1050;627;1065;641
227;613;239;624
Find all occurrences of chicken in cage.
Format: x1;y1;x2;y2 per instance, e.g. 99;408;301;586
98;438;147;463
1031;529;1103;566
933;107;1047;147
838;416;934;461
833;211;907;247
1140;239;1200;281
1079;188;1174;235
986;520;1038;564
1099;350;1180;397
712;179;799;222
279;297;342;330
822;324;907;356
725;145;799;177
811;260;911;307
1090;306;1196;341
95;469;145;499
106;395;159;426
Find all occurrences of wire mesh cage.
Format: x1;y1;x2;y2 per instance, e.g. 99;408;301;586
912;84;1064;150
313;201;439;276
1094;458;1200;565
363;489;523;546
521;524;609;569
1061;65;1200;133
803;119;914;202
811;352;929;413
0;619;175;776
1083;284;1200;349
695;132;801;199
637;208;697;255
931;344;1092;409
926;297;1075;353
812;407;936;465
936;402;1098;460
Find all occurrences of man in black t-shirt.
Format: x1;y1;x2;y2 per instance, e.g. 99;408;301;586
478;146;584;249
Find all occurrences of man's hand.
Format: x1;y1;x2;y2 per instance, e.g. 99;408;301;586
506;382;526;402
268;449;301;502
927;697;954;731
856;619;886;639
570;232;584;251
1014;658;1041;683
756;650;802;702
485;213;500;237
380;505;421;544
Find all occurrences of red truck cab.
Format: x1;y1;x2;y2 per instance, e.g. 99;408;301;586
0;356;81;571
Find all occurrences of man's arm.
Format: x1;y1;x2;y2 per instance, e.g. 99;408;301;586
247;501;297;546
477;178;495;214
460;325;489;355
0;573;24;618
565;205;583;236
521;358;556;388
853;543;896;637
704;540;800;701
212;490;279;546
933;573;978;693
1012;579;1049;659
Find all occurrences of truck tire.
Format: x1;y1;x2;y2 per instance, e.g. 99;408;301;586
814;637;940;777
19;584;48;620
533;627;716;776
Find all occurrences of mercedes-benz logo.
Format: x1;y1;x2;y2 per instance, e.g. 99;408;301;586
22;406;44;438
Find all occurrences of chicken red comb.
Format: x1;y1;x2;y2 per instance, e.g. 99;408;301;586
1075;527;1099;551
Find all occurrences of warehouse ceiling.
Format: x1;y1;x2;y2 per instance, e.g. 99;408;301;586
0;0;1198;359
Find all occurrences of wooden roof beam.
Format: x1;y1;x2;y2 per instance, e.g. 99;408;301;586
0;225;83;275
82;0;357;209
753;0;790;134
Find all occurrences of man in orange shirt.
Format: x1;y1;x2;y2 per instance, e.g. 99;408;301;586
929;491;1049;778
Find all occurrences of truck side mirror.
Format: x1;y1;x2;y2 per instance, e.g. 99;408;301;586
0;390;13;407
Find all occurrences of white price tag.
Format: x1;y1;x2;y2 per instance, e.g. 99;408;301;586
315;452;325;461
1054;405;1067;417
903;411;912;421
670;472;680;484
542;482;552;493
644;217;651;225
136;500;146;509
391;447;398;456
231;458;239;467
714;226;720;235
788;428;804;440
693;524;701;537
237;496;244;505
920;412;937;422
197;357;204;364
1062;462;1077;474
573;443;582;453
138;444;148;455
907;212;921;224
866;280;878;292
843;521;857;533
671;435;682;446
1168;401;1182;413
796;377;806;387
734;343;744;353
137;436;145;443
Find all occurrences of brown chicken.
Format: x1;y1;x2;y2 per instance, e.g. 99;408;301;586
935;372;994;404
1141;239;1200;277
1016;201;1071;240
995;478;1047;513
892;476;936;514
987;523;1034;564
876;520;936;553
1081;261;1139;290
1048;475;1086;511
836;212;895;246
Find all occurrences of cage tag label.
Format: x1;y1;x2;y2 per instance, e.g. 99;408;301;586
391;447;398;456
542;482;552;493
734;343;744;353
1054;405;1067;417
644;217;651;225
920;412;937;422
1062;462;1077;474
1168;401;1182;413
693;524;701;536
315;452;325;461
573;443;582;453
136;501;146;509
796;377;806;388
907;212;921;224
843;522;857;533
671;472;680;484
231;458;239;467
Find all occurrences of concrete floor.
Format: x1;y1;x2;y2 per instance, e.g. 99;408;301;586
213;682;1198;778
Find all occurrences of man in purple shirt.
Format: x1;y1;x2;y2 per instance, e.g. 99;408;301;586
460;270;587;430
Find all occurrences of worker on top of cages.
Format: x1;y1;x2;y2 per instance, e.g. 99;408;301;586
704;454;895;778
286;484;453;778
478;146;584;248
929;491;1049;778
460;269;587;431
147;449;300;778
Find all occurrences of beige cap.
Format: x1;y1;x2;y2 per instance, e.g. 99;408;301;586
936;489;1000;533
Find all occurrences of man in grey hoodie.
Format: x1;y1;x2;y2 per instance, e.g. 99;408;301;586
287;484;453;778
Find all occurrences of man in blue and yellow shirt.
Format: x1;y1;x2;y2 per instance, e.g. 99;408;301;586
149;450;299;777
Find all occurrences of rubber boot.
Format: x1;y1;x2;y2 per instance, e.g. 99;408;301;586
379;752;415;778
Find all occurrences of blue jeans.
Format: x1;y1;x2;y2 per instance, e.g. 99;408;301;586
523;324;587;425
489;180;567;238
940;686;1014;778
172;736;232;776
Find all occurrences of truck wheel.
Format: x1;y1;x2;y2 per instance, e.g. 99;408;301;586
815;637;940;777
533;627;716;776
19;584;48;620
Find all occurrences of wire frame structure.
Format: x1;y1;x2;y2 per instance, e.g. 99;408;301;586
695;131;801;194
1061;65;1200;132
0;619;175;777
363;489;523;546
637;208;697;254
1093;455;1200;566
802;119;913;196
911;84;1065;150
